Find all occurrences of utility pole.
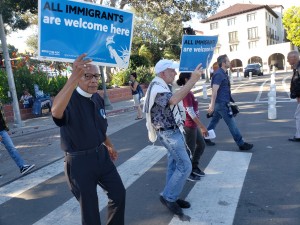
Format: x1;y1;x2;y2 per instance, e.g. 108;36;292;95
0;14;23;127
100;66;113;110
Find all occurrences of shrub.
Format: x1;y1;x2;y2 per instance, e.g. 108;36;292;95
48;75;68;96
0;69;10;103
129;54;150;70
111;68;133;86
110;66;155;86
135;66;154;84
0;67;68;104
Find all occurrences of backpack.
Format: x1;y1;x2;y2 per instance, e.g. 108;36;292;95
137;84;144;100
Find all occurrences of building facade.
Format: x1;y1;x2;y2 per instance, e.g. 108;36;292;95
199;3;297;73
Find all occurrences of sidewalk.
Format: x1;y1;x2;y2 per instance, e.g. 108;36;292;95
7;80;208;138
8;98;139;138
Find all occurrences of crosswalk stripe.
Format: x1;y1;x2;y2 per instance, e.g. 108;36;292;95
169;151;252;225
33;145;167;225
0;159;64;205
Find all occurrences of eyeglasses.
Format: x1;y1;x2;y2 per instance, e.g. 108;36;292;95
84;73;101;80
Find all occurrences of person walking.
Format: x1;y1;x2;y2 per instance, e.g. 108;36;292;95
176;72;208;182
51;54;125;225
206;54;253;151
143;59;202;219
129;72;143;120
0;102;35;175
287;50;300;142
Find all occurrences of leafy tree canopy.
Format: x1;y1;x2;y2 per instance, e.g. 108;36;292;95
0;0;37;31
128;0;219;63
283;6;300;47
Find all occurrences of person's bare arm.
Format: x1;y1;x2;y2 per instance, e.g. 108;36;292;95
51;54;92;119
208;84;219;114
169;64;202;105
192;117;208;137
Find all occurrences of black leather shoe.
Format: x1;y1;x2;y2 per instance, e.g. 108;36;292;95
239;142;253;151
288;137;300;142
205;139;216;146
176;199;191;208
160;196;183;215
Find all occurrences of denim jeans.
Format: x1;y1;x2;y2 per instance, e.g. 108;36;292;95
157;129;192;202
295;102;300;138
0;130;24;169
207;102;244;146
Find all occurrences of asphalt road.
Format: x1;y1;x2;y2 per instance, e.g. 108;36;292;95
0;72;299;225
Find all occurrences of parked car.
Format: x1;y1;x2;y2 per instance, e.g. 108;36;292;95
244;63;263;77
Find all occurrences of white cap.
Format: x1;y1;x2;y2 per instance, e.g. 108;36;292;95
155;59;179;74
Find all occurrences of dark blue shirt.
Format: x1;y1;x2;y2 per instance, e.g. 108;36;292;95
211;68;231;103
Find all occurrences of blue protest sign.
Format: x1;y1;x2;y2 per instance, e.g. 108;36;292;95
179;35;218;72
38;0;134;69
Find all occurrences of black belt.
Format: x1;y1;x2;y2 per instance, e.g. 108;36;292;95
65;144;104;156
157;125;178;132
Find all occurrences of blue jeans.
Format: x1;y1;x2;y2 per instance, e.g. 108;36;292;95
0;130;24;169
157;129;192;202
207;102;244;146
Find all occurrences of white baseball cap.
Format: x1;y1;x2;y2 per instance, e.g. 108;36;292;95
155;59;179;74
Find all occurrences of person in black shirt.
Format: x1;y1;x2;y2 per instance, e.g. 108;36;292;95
287;50;300;142
52;54;125;225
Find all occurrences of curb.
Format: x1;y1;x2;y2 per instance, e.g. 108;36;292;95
8;105;138;138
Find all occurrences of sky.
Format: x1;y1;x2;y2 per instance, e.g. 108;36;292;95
5;0;300;53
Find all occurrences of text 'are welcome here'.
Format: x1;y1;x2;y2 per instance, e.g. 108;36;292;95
42;2;130;36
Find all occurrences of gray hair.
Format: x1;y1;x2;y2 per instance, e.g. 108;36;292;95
288;50;299;58
85;64;100;74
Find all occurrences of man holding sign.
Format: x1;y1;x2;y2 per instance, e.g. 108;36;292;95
52;54;125;225
143;59;203;220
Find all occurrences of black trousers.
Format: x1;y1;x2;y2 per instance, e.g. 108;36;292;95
64;145;126;225
184;126;206;168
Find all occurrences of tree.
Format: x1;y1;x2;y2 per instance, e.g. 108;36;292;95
0;0;37;31
0;43;18;56
128;1;219;64
283;6;300;47
25;34;38;53
0;0;38;126
102;0;219;79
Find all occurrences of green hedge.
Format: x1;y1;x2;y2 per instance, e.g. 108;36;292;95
0;68;67;104
111;65;155;86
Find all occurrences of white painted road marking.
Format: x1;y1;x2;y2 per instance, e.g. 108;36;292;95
169;151;252;225
0;159;64;205
1;147;253;225
255;79;270;102
33;145;167;225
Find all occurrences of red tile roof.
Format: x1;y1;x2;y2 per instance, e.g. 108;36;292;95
201;3;278;23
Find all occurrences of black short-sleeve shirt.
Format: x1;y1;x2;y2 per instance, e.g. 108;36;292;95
53;90;107;152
